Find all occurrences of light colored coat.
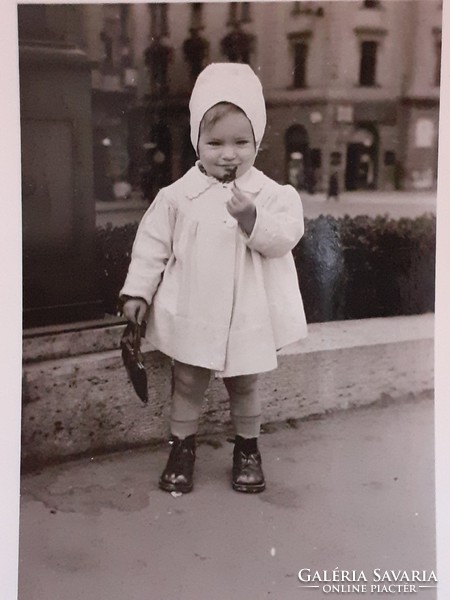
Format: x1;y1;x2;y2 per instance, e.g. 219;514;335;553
120;165;307;377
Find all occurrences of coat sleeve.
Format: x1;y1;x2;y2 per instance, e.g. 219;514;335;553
120;190;175;304
244;184;304;258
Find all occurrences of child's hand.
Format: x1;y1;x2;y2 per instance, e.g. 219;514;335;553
226;184;257;235
123;297;148;325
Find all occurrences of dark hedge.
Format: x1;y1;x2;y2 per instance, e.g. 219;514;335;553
96;214;436;323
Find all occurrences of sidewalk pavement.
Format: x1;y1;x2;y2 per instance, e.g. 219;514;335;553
19;394;435;600
301;190;436;220
96;190;437;228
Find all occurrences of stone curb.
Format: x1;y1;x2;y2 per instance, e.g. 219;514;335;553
21;314;434;470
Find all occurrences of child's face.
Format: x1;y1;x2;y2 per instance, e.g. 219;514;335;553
197;111;257;181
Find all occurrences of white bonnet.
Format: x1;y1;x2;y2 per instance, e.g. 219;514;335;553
189;63;266;152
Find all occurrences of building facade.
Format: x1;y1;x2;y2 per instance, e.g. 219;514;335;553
38;1;443;197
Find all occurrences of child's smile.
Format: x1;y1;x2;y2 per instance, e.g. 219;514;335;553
197;111;257;182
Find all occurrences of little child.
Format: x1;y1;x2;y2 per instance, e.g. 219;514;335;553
120;63;307;494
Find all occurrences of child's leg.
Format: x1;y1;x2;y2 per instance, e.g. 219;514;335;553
170;360;211;438
223;374;261;438
159;361;210;494
223;374;265;493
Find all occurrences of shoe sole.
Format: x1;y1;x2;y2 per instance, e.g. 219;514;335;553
232;482;266;494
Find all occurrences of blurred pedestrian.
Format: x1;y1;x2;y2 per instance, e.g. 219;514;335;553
327;171;340;201
120;63;307;495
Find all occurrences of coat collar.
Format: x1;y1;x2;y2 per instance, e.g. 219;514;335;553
183;162;266;200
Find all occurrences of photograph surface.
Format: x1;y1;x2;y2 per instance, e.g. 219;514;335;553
14;2;446;599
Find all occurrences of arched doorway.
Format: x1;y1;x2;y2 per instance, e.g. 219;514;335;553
285;125;315;192
345;124;378;190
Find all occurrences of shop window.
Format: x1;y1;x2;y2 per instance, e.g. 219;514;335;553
359;41;377;86
285;125;316;191
345;125;378;190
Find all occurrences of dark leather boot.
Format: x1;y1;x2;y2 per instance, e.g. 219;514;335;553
232;436;266;493
159;434;196;493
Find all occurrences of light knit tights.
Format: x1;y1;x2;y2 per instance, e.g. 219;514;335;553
170;361;261;440
223;373;261;439
170;361;211;439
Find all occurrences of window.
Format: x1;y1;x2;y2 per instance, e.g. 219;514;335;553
310;148;322;169
97;4;135;83
435;38;442;86
434;31;442;87
18;5;48;40
288;32;311;88
362;0;381;8
293;41;308;88
241;2;252;23
99;5;125;73
359;41;377;86
184;7;209;79
191;3;204;30
384;151;395;166
220;28;254;64
228;2;252;25
119;4;129;42
150;3;169;38
228;2;238;25
330;152;342;166
292;2;324;16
